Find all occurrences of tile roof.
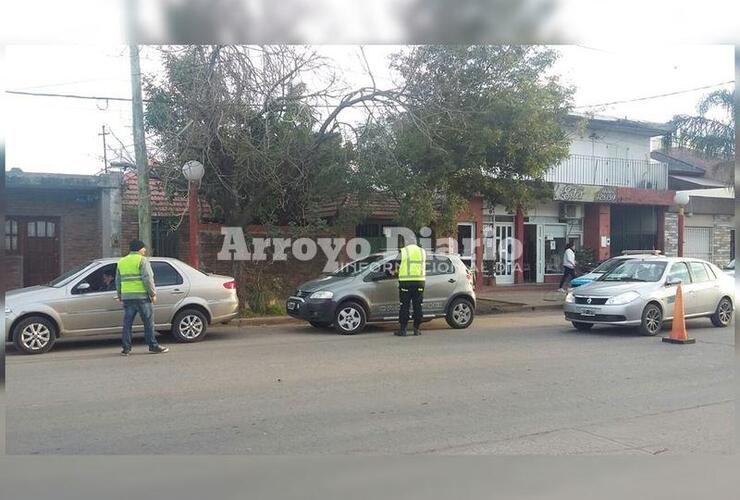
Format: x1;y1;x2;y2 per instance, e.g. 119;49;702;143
122;171;212;219
316;192;401;220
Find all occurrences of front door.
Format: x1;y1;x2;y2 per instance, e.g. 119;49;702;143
494;222;515;285
456;223;475;271
59;263;123;333
23;218;60;286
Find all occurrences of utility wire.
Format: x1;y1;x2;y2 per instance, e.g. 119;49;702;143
574;81;735;109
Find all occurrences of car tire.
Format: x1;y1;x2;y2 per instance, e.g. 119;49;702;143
446;297;475;329
12;316;57;355
171;308;208;342
572;321;593;331
333;302;366;335
309;320;332;328
638;303;663;336
710;297;733;327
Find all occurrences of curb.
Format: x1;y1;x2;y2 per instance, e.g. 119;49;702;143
231;302;563;328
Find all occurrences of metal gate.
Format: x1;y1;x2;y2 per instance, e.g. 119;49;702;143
684;227;712;261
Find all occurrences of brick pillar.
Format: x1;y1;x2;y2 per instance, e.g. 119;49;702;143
583;203;611;261
514;207;524;284
655;207;665;253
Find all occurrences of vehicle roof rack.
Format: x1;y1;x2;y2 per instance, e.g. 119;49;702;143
621;250;662;255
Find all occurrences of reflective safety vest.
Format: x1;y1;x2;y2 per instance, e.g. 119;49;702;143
117;253;147;295
398;244;426;282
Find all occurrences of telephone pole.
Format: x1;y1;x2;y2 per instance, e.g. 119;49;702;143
129;44;151;249
98;125;109;173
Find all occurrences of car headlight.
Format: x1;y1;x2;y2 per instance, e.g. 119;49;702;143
309;291;334;300
605;291;641;305
4;306;12;315
565;292;575;304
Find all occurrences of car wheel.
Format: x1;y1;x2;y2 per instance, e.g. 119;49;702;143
309;320;332;328
572;321;593;331
13;316;57;354
171;309;208;342
333;302;366;335
639;303;663;336
446;298;475;329
711;297;733;327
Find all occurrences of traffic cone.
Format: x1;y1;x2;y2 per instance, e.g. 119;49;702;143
663;284;695;344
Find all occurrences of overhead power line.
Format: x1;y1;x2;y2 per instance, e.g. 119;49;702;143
574;81;735;109
6;89;148;102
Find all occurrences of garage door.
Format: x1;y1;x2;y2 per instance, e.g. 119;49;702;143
684;227;712;261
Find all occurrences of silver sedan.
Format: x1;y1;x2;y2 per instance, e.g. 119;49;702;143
563;257;734;335
5;257;239;354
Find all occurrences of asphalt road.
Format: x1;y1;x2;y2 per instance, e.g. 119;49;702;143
6;311;734;455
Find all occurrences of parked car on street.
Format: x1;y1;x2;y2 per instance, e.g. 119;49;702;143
287;252;476;334
570;251;661;288
564;256;734;335
5;257;239;354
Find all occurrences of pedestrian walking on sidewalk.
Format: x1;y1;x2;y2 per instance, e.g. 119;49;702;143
558;242;576;292
394;243;426;337
116;239;169;356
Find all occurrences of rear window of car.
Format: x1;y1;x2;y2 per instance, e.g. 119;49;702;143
152;262;184;286
426;256;455;275
703;263;717;280
689;262;711;283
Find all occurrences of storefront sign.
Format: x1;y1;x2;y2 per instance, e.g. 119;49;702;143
553;184;618;203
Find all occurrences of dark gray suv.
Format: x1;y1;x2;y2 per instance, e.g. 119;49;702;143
287;252;476;334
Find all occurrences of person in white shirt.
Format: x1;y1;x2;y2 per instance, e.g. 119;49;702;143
559;242;577;292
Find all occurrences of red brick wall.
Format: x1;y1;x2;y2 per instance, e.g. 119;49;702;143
583;203;611;261
6;189;102;283
615;187;675;206
2;255;23;290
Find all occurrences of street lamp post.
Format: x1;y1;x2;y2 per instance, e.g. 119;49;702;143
182;160;205;268
673;192;690;257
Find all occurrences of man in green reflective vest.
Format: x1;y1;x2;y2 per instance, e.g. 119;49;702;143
115;239;168;355
395;242;426;337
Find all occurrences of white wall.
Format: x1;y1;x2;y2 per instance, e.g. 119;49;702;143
566;125;653;161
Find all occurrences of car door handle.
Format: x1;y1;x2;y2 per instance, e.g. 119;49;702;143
170;289;185;295
448;279;456;283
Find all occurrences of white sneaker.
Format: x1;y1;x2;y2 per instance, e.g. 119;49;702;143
558;288;565;292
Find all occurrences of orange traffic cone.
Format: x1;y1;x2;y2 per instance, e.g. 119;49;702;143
663;284;695;344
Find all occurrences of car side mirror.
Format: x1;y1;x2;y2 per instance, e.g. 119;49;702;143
665;277;682;287
75;282;91;293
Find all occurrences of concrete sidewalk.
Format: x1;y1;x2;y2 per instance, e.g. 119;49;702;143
475;286;566;314
235;287;566;326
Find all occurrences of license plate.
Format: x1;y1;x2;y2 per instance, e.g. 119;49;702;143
287;302;297;311
580;308;596;317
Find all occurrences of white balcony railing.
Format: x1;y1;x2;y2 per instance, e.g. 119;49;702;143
544;154;668;190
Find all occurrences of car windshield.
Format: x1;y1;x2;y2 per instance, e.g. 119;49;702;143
48;261;95;287
330;255;389;277
599;260;667;282
593;258;632;274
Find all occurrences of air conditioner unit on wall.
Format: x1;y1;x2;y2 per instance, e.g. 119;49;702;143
559;203;580;221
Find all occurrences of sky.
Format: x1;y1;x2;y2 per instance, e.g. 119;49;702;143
4;44;735;175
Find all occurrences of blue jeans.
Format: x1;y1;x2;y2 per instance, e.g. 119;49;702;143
122;299;159;350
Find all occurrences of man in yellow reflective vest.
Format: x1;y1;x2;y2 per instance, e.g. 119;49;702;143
395;242;426;337
115;239;168;355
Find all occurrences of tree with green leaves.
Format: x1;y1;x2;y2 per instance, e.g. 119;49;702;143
664;88;735;184
354;45;574;235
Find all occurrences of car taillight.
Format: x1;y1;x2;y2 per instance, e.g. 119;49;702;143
223;281;236;289
466;270;473;284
